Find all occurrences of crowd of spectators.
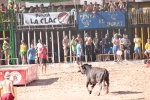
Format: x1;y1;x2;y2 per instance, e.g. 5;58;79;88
79;0;125;13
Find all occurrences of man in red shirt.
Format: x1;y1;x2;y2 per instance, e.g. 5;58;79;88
39;43;48;75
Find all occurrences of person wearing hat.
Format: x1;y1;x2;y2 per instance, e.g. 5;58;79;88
0;72;15;100
3;41;11;65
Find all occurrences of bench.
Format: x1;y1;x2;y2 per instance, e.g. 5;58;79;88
98;54;115;61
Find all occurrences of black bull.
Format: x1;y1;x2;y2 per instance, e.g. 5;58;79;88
81;64;109;96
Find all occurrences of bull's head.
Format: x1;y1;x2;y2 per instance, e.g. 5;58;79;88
81;64;92;74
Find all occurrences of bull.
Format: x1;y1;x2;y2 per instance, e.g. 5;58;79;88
81;64;109;96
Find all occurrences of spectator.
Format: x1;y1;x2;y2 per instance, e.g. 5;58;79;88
7;1;13;10
50;4;56;12
85;33;93;61
1;3;7;13
47;5;51;12
71;35;76;62
88;3;93;12
14;4;19;13
144;39;150;59
3;41;11;65
0;72;15;100
62;35;70;57
120;34;131;61
37;39;42;64
20;40;27;64
57;5;63;12
39;43;48;75
93;33;101;62
62;6;67;12
76;34;83;44
28;6;34;13
102;34;110;61
39;4;46;13
112;34;120;61
83;1;88;12
20;6;27;13
34;8;38;13
0;44;3;65
27;43;36;64
118;0;125;10
35;5;39;11
76;40;84;72
133;34;141;60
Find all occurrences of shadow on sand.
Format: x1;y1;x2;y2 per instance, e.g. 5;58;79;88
28;78;59;86
111;91;143;94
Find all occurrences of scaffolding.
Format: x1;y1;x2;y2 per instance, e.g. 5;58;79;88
0;10;15;64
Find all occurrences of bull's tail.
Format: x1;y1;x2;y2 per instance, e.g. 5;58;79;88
103;69;109;87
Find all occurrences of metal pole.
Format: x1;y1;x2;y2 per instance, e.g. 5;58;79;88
63;31;65;38
51;31;54;63
28;31;30;48
69;30;72;62
107;29;109;35
45;31;48;48
34;31;36;48
84;31;87;62
118;29;121;34
40;31;42;41
22;31;24;40
14;31;17;59
57;31;60;63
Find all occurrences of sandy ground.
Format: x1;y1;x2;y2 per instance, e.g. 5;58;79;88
17;61;150;100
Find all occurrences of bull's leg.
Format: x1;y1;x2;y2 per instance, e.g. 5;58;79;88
97;83;102;96
105;80;109;94
90;84;96;94
86;81;91;94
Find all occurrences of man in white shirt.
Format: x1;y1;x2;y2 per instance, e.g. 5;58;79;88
37;39;42;64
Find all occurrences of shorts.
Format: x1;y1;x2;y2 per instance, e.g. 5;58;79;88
134;46;141;53
86;45;92;55
76;56;83;61
20;52;26;55
144;50;150;54
94;48;100;54
40;58;47;64
72;50;76;55
2;93;14;100
28;60;35;64
122;45;128;50
103;47;110;54
113;45;119;54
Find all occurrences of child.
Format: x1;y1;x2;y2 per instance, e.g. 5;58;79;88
116;45;123;62
27;44;36;64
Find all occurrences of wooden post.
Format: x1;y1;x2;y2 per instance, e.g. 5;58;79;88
141;27;144;58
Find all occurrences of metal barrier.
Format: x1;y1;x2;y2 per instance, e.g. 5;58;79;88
129;9;150;25
0;58;19;65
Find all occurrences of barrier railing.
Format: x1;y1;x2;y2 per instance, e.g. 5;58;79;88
129;9;150;25
0;58;19;65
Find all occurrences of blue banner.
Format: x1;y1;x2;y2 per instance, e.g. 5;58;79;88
78;11;126;30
